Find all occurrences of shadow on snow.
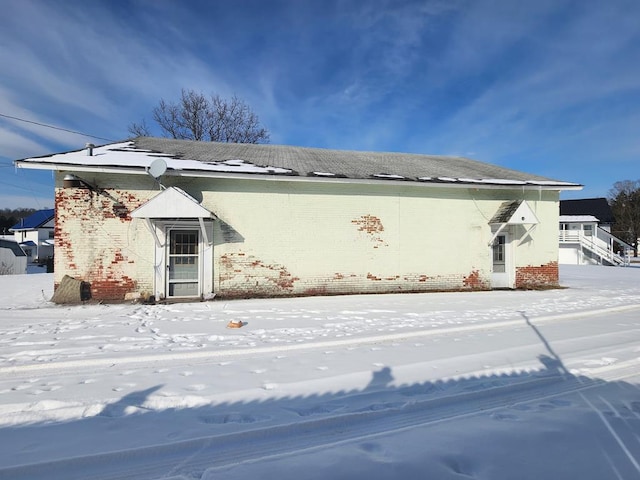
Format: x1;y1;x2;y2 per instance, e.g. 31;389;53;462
1;315;640;480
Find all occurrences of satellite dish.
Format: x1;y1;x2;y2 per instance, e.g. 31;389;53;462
148;158;167;178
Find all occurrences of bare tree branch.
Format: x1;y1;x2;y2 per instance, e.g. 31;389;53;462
127;119;151;137
131;89;270;144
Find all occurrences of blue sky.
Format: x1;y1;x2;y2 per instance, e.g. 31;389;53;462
1;0;639;209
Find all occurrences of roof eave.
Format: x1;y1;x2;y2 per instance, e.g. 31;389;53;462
15;160;583;192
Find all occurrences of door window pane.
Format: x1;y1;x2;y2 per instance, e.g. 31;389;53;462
170;232;198;254
169;282;198;297
169;257;198;280
492;235;506;273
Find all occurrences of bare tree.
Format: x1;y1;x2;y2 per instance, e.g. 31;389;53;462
127;119;151;137
609;180;640;255
128;89;270;144
209;94;269;143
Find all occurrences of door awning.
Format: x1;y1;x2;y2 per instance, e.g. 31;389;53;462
489;200;539;226
488;200;539;245
131;187;216;219
131;187;216;247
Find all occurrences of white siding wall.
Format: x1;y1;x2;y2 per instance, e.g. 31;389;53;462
198;178;559;297
0;246;27;275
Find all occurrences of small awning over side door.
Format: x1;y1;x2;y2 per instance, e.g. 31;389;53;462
487;200;539;245
130;187;217;246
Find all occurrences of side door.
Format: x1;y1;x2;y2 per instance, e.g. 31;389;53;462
166;228;201;298
491;232;512;288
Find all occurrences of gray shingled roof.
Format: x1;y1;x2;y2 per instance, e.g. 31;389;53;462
132;137;564;184
489;200;522;224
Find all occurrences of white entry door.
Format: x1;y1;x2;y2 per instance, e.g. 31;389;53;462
491;232;512;288
166;229;201;298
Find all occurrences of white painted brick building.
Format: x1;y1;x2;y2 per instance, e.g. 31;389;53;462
16;138;581;302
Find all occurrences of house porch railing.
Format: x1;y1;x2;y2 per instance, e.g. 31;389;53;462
559;227;633;266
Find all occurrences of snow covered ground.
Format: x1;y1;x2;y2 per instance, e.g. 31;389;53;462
1;265;640;479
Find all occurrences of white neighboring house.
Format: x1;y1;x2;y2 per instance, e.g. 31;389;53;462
0;237;27;275
9;209;55;264
559;215;632;266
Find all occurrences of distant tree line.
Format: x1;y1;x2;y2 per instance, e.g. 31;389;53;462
0;208;36;235
609;180;640;256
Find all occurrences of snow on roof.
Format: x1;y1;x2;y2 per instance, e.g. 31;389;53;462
372;173;406;180
17;142;292;175
559;215;600;223
15;137;583;190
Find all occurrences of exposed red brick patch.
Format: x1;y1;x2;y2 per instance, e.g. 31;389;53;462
352;215;384;234
516;261;559;289
463;270;489;290
352;215;387;247
86;252;137;300
219;252;299;297
303;286;329;296
54;184;145;301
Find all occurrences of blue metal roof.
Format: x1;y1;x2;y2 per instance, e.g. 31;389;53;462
9;209;54;231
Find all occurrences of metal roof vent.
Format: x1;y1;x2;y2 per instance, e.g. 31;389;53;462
86;143;95;156
63;174;82;188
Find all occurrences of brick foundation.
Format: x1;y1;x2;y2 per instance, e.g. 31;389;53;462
217;255;491;299
515;261;559;289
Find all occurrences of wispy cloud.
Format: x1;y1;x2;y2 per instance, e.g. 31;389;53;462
1;0;639;207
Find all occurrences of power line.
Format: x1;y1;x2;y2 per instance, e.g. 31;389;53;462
0;112;115;142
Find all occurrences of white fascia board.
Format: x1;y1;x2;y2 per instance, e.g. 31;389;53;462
164;170;583;191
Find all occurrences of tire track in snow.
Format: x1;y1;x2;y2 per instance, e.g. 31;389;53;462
2;357;639;480
1;303;639;377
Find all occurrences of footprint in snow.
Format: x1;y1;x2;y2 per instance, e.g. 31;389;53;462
512;404;533;411
356;402;405;412
491;412;520;421
11;384;32;391
185;384;206;392
199;413;268;424
293;404;344;417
